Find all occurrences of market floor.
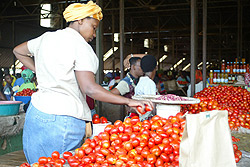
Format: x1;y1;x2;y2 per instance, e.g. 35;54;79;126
0;150;27;167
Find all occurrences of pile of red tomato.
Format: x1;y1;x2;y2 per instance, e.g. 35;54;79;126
16;88;36;96
20;113;186;167
181;85;250;131
92;114;108;124
20;85;248;166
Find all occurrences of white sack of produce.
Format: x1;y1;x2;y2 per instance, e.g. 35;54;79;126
179;110;236;167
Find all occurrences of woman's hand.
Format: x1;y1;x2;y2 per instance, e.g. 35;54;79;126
127;99;154;116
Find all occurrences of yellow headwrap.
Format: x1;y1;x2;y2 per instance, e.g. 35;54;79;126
63;1;103;23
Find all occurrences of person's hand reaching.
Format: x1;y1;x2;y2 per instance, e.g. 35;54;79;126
126;99;153;116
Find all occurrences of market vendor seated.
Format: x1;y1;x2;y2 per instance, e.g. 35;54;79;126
17;69;36;93
176;71;190;87
3;74;13;100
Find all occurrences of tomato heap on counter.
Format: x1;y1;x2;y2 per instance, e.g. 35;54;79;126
181;85;250;131
20;114;185;167
16;88;36;96
20;112;243;166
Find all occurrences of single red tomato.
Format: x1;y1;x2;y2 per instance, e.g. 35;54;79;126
38;156;48;164
93;118;100;124
100;148;110;156
82;156;92;164
141;149;151;158
100;117;108;123
54;159;63;166
123;141;133;151
84;146;93;155
147;154;157;164
106;154;117;164
145;105;152;112
130;116;140;125
96;156;105;164
104;124;113;133
93;114;99;119
150;146;162;157
155;158;164;166
63;151;73;160
160;153;170;162
164;145;173;154
51;151;60;160
75;148;85;158
137;106;145;114
114;120;123;127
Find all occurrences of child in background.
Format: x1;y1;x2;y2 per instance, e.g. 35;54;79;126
3;74;13;100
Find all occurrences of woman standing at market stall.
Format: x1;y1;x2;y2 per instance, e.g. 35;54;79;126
13;1;153;164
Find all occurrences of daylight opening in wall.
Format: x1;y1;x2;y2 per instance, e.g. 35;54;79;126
114;33;119;42
144;39;149;48
164;45;168;52
40;4;51;28
103;47;118;61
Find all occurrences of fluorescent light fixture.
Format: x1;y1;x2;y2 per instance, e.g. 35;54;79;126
182;63;191;71
40;4;51;28
103;47;118;61
170;67;173;70
103;70;114;73
159;55;168;63
114;33;119;42
145;52;148;54
197;62;203;67
164;45;168;52
173;58;186;68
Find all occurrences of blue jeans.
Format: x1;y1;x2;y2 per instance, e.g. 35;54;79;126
23;103;86;164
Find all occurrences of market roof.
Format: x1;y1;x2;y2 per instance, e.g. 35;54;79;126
0;0;250;70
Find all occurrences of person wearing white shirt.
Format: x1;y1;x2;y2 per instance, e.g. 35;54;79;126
134;55;157;121
135;55;157;95
12;2;153;164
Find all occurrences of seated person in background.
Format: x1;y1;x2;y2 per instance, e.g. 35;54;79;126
18;69;36;92
187;69;204;97
2;68;16;87
13;67;27;92
176;70;190;87
154;76;166;95
3;74;13;100
135;55;157;96
16;73;22;79
108;76;120;90
0;70;7;101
